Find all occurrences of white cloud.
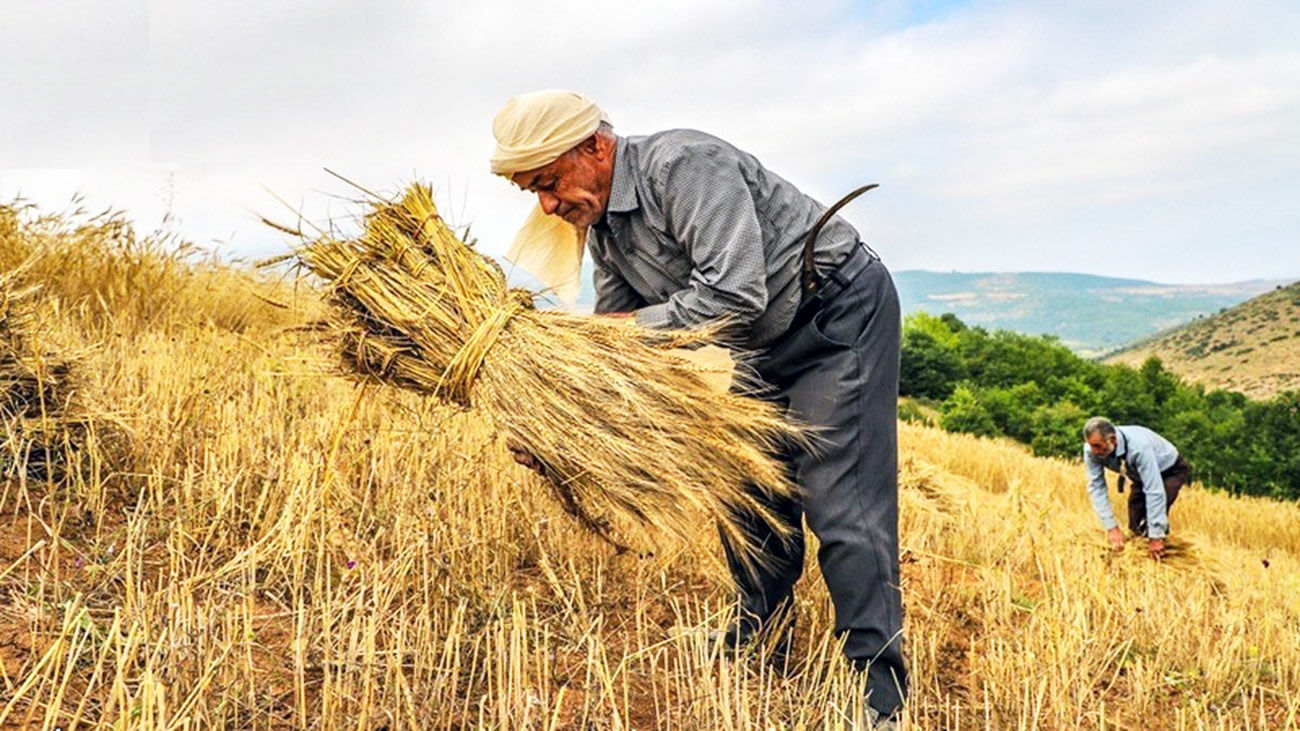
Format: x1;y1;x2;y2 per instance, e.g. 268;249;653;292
2;0;1298;282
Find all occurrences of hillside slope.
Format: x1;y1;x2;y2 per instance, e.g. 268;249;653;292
1108;280;1300;398
1;202;1298;728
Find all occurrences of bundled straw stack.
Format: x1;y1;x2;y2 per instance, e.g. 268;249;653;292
286;183;803;562
0;269;94;480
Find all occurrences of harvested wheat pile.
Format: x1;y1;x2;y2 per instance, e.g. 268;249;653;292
0;269;98;480
278;182;802;564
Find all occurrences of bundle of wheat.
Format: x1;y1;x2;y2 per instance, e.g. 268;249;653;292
0;271;92;480
280;182;803;564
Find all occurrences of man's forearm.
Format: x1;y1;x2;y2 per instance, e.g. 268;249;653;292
1086;481;1119;530
634;285;764;337
1144;491;1169;538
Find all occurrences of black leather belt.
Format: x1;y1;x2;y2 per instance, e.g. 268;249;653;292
787;241;876;334
817;241;875;303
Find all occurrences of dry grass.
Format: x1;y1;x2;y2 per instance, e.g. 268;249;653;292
0;199;1298;728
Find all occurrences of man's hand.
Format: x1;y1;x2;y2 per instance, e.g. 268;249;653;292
601;311;634;319
1107;527;1125;551
506;439;547;476
1147;538;1166;560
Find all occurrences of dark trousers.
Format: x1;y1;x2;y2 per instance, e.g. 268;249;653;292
1126;455;1191;536
723;248;906;717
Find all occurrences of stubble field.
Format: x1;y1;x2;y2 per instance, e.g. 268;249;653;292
1;202;1298;729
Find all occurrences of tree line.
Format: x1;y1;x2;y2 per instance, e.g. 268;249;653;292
899;312;1300;501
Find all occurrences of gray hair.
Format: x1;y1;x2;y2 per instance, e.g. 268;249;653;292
559;121;615;162
1083;416;1116;440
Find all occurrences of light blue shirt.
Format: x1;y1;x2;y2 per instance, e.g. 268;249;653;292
1084;425;1180;539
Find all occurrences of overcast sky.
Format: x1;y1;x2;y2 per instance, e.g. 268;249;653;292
3;0;1298;284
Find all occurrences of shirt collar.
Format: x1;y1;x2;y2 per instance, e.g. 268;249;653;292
1114;428;1128;460
604;136;639;215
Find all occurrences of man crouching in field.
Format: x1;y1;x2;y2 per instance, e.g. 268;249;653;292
490;89;907;725
1083;416;1192;560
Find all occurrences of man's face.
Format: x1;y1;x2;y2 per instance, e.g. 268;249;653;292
510;135;613;230
1086;432;1117;458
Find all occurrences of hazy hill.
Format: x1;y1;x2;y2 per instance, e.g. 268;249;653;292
539;264;1289;356
1107;280;1300;398
891;271;1291;357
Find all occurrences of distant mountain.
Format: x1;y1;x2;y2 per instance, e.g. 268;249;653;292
892;271;1293;357
1106;280;1300;398
503;259;1292;357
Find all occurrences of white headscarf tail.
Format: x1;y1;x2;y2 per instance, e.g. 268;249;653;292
504;205;585;306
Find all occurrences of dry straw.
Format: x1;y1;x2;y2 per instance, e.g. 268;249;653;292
278;181;803;564
0;267;94;481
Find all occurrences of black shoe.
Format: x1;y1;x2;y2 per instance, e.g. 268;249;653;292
707;611;763;653
708;610;796;672
858;707;901;730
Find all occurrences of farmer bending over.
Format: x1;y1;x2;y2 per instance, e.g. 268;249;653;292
1083;416;1192;560
489;89;907;725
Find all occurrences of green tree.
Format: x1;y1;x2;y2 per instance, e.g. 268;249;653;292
1240;392;1300;500
900;328;966;400
1139;356;1178;407
1095;365;1159;428
940;384;999;438
939;312;967;333
1029;400;1090;458
979;382;1044;443
907;311;962;347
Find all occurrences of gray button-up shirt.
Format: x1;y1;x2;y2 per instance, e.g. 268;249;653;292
1084;425;1180;538
587;130;860;349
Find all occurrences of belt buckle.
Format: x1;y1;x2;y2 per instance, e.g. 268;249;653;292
829;243;867;289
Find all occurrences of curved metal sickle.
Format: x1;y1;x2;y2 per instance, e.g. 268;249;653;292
801;183;880;300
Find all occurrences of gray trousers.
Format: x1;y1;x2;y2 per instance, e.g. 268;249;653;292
724;250;907;716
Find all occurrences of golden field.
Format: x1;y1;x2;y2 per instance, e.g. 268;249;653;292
1;201;1299;729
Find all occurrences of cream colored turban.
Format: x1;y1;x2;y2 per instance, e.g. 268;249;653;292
491;90;609;305
490;90;608;175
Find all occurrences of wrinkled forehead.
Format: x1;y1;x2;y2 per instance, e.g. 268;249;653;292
510;158;563;191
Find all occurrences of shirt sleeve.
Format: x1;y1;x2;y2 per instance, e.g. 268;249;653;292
1131;444;1170;539
634;146;768;337
589;242;646;315
1084;447;1119;530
